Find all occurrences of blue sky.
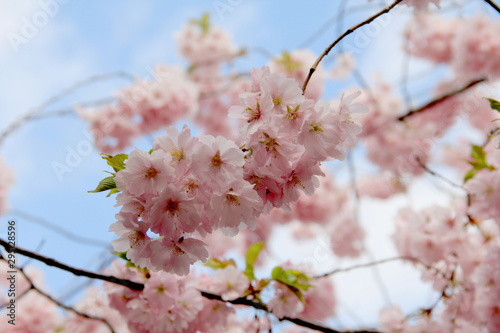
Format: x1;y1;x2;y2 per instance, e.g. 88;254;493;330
0;0;498;329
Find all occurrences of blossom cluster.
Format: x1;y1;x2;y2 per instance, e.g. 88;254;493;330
406;13;500;81
101;259;337;333
109;66;365;276
79;65;199;153
382;204;500;332
202;172;365;261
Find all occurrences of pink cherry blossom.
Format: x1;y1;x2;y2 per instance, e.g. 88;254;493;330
149;237;209;275
114;148;174;196
267;282;305;319
210;265;250;301
268;49;325;100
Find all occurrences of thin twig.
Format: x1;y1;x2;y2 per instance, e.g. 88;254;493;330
415;157;465;190
298;1;387;49
0;72;134;148
302;0;404;94
314;256;446;279
398;78;485;121
10;209;111;249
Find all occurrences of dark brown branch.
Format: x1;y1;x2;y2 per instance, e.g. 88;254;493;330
398;78;485;121
301;0;404;94
0;238;381;333
0;256;116;333
484;0;500;14
0;238;144;291
200;291;379;333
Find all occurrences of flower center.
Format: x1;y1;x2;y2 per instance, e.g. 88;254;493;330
211;151;223;169
144;167;158;179
259;132;280;157
309;122;323;133
170;147;184;162
226;190;241;206
164;199;180;216
171;244;185;256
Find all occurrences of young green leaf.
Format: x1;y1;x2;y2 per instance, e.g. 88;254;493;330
88;176;117;194
486;98;500;113
113;251;137;268
272;266;313;304
204;257;237;270
271;266;312;291
464;144;495;183
101;153;128;172
244;242;264;280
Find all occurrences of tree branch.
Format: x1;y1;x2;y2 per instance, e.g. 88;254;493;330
0;238;381;333
484;0;500;14
0;238;143;291
0;256;116;333
200;291;379;333
397;78;485;121
301;0;404;94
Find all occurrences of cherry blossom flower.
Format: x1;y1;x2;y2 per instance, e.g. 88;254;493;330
149;237;209;275
114;149;174;196
210;265;250;301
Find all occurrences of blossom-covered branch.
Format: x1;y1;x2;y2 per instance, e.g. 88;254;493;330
0;238;383;333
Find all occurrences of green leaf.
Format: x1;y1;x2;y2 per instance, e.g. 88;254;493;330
464;144;495;183
486;98;500;113
272;266;312;291
113;251;138;268
464;169;477;183
276;51;302;72
101;153;128;172
88;176;117;194
190;13;210;33
244;242;264;280
204;257;237;270
272;266;313;304
106;188;120;197
471;145;486;161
